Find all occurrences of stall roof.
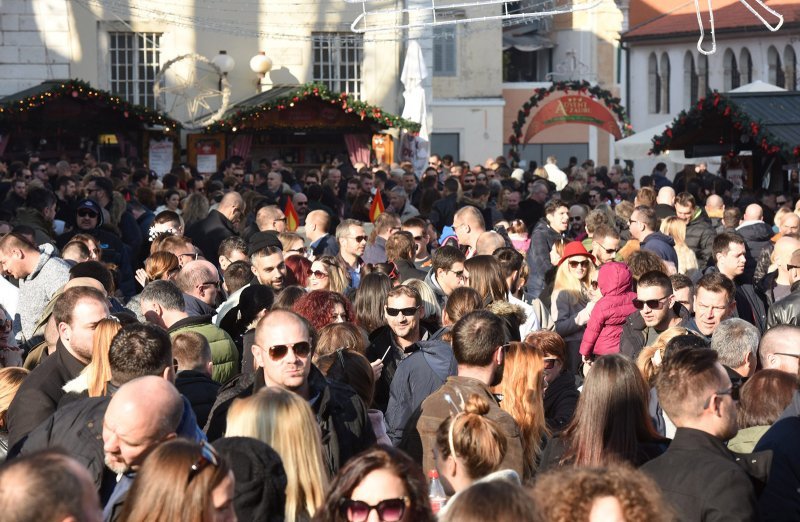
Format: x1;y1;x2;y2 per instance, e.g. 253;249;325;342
725;91;800;146
0;79;179;129
206;82;420;133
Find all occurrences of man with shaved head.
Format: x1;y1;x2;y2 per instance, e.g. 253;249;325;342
452;205;486;258
305;209;339;258
204;310;375;472
705;194;725;231
759;324;800;372
255;205;287;234
760;237;800;306
475;230;506;255
737;203;773;278
655;186;676;219
186;191;243;266
175;259;221;316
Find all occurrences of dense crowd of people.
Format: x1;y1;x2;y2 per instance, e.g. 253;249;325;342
0;152;798;520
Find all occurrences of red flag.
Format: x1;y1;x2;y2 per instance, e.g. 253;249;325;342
369;190;384;223
284;197;299;231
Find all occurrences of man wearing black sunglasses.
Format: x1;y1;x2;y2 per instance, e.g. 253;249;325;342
205;310;376;473
620;270;691;360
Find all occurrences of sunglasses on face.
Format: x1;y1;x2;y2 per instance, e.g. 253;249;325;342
569;216;583;222
633;296;669;310
787;264;800;271
308;269;328;278
339;497;409;522
386;306;419;317
543;357;558;370
0;319;11;333
568;260;590;269
267;341;312;361
777;199;788;205
187;442;219;484
448;269;466;279
596;244;619;254
78;209;98;218
702;382;740;409
349;235;368;243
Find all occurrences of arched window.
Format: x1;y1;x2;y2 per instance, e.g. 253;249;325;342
698;54;709;98
684;51;698;107
660;53;670;113
739;48;753;85
768;46;784;87
723;49;740;91
784;46;796;91
648;53;661;113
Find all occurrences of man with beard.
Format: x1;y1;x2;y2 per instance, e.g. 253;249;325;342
403;310;523;477
366;286;436;412
336;219;367;289
526;198;569;298
250;245;287;293
642;349;765;521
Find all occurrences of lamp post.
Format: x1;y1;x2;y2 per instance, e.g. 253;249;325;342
250;51;273;92
212;50;236;90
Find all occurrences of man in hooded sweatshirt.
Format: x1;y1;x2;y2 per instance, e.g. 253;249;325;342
629;205;679;271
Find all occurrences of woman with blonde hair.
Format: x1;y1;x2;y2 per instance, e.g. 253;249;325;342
636;326;691;386
226;387;328;521
308;255;349;294
492;341;549;479
551;242;597;374
62;318;122;397
0;367;28;460
402;278;442;325
660;216;699;276
181;192;209;228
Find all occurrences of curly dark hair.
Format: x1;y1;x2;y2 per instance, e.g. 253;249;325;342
531;465;673;522
292;290;355;331
312;446;435;522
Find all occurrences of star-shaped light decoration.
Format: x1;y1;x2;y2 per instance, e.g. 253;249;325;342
154;54;231;130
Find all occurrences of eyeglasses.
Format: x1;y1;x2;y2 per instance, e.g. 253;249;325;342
308;270;328;278
628;219;641;226
448;269;467;279
274;217;287;223
348;235;368;243
386;306;419;317
77;209;98;218
201;280;220;289
543;357;558;370
188;442;219;484
339;497;409;522
702;383;740;409
632;296;670;310
266;341;312;361
568;260;590;269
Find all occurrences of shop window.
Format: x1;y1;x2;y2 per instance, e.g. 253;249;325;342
433;26;457;77
312;33;363;97
108;32;162;110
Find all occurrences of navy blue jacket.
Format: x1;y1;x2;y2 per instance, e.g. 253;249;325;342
640;231;679;269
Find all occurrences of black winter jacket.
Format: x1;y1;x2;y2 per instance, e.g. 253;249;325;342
642;428;769;522
766;288;800;328
6;341;85;453
543;370;579;434
185;210;238;266
684;209;716;267
175;370;220;429
204;366;376;475
384;335;457;445
525;219;564;298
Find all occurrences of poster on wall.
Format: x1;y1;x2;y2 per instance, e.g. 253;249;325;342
148;139;174;177
188;134;226;174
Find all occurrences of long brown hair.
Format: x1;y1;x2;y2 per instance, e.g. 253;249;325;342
465;256;509;305
144;252;180;282
561;354;665;467
0;367;28;429
119;440;232;522
85;318;122;397
493;342;549;478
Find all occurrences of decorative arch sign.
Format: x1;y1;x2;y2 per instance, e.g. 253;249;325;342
523;94;623;142
508;81;632;164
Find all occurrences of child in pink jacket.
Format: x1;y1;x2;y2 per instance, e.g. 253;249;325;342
580;262;638;360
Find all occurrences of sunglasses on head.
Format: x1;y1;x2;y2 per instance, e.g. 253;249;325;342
267;341;312;361
187;442;219;484
568;260;590;269
339;497;408;522
386;306;419;317
632;296;669;310
78;209;98;218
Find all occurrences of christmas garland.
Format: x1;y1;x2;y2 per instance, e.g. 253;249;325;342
507;80;633;163
205;82;420;133
0;79;179;130
651;91;789;159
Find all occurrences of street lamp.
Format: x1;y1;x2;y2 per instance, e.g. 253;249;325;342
212;50;235;90
250;51;273;90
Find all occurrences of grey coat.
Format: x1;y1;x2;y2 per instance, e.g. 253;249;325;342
15;243;70;347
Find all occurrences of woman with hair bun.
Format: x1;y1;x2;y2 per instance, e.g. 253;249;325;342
434;394;518;517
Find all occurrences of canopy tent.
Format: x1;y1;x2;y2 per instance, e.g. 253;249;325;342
614;121;717;164
729;80;787;93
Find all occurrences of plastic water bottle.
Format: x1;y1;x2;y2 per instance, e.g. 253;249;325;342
428;469;447;514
